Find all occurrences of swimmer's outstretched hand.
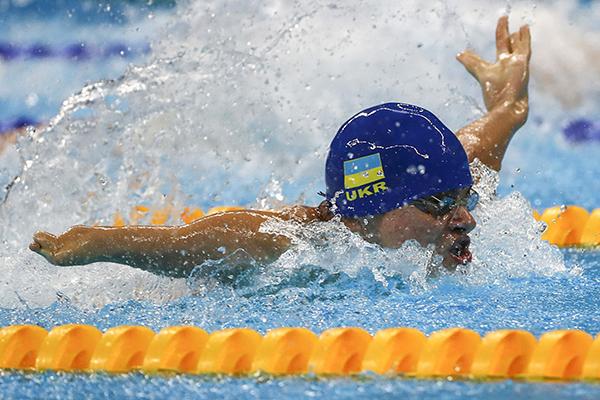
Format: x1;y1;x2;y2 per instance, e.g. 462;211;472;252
455;16;532;171
30;231;63;265
29;228;89;266
457;15;530;117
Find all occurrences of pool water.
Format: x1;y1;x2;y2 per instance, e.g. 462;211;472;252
0;370;598;400
0;0;173;132
1;0;599;399
0;203;597;398
0;249;598;399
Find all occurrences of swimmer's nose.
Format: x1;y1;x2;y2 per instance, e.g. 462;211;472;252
448;206;476;234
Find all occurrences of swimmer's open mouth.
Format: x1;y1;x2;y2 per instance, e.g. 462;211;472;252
449;237;472;265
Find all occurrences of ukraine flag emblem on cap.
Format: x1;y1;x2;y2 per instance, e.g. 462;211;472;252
343;153;386;189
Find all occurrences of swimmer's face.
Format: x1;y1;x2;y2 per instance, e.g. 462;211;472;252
365;188;477;269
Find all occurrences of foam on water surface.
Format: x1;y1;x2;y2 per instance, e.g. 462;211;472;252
0;0;597;320
2;3;600;399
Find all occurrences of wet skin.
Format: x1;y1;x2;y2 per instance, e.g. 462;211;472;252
373;206;475;270
29;207;319;278
29;199;475;276
29;16;530;277
343;188;476;270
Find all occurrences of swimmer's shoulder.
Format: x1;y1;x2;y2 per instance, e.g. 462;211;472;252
278;205;322;223
185;203;331;230
185;205;322;227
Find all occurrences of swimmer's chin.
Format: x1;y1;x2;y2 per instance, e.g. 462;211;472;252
441;248;473;271
438;235;472;271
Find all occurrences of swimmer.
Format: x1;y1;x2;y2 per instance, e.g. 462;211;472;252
30;16;531;278
0;131;16;155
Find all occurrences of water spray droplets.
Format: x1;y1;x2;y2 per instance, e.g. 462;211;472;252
406;164;426;175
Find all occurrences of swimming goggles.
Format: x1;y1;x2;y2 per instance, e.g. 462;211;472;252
411;188;479;217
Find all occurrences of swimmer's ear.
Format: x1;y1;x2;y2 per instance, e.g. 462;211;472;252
317;199;335;222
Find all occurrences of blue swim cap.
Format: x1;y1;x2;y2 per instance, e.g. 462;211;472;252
325;103;472;217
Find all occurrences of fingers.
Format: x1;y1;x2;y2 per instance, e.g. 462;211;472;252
511;25;531;60
496;16;531;61
30;231;60;263
518;25;532;61
31;231;57;251
457;51;490;79
495;15;510;59
509;31;520;55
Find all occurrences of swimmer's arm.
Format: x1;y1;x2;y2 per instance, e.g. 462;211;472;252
455;101;527;171
455;16;531;171
29;207;321;278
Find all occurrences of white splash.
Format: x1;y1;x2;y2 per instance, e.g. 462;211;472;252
2;0;594;308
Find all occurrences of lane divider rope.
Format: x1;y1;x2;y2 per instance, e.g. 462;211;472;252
563;118;600;143
534;206;600;247
0;41;150;61
0;325;598;381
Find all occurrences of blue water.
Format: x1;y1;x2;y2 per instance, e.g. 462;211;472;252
1;0;600;399
0;250;598;399
0;0;173;132
0;250;597;334
0;372;598;400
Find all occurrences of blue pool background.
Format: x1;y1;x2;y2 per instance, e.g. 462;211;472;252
0;0;172;132
1;0;600;399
